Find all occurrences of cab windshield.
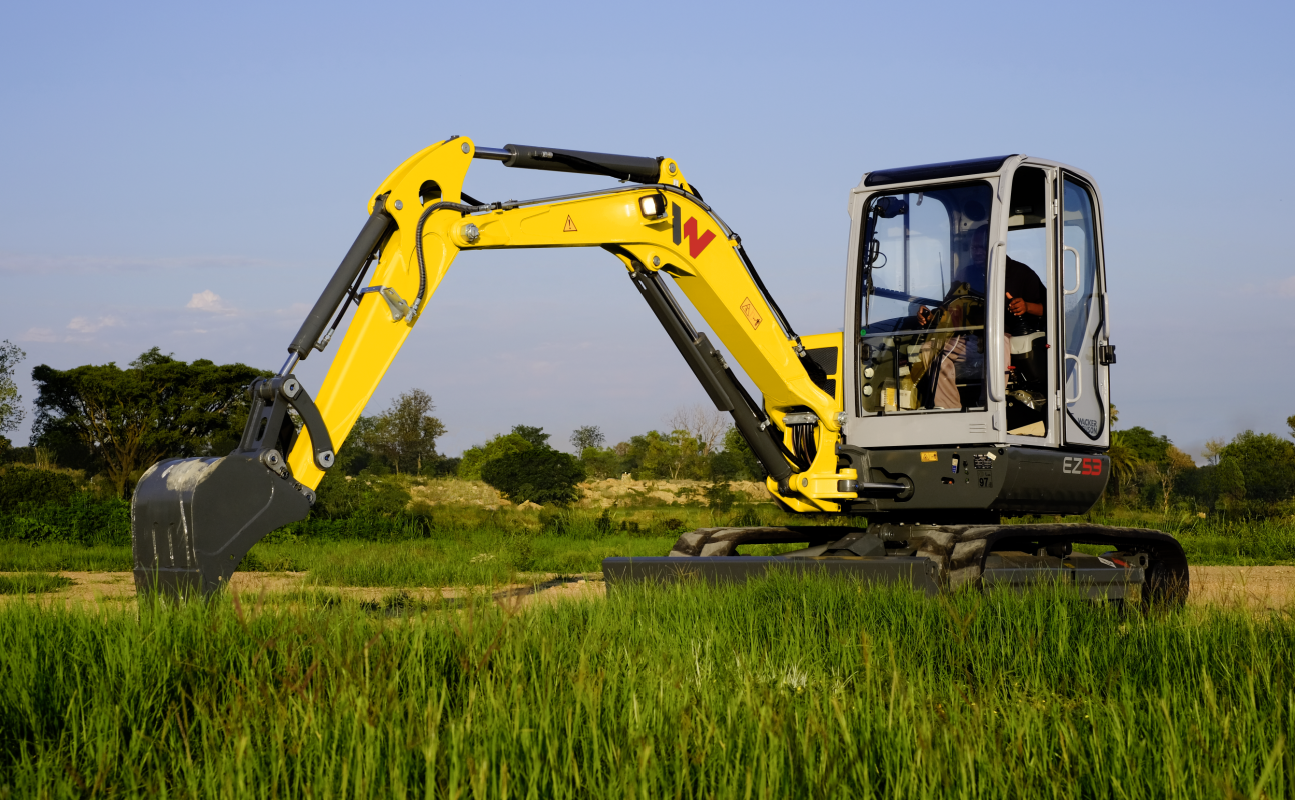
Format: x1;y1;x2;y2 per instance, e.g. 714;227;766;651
858;182;992;414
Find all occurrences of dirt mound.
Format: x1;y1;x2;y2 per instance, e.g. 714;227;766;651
403;476;772;510
576;478;771;509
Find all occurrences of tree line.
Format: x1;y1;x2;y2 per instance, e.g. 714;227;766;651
1104;404;1295;517
5;345;1295;517
0;346;761;505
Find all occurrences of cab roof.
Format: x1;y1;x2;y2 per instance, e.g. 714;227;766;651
864;155;1016;187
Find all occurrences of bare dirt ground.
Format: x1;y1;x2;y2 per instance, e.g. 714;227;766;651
1186;566;1295;612
3;566;1292;613
0;570;607;610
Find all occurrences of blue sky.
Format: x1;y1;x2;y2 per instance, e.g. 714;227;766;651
2;0;1291;460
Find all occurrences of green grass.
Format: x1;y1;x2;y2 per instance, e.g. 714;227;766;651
1016;508;1295;565
0;572;72;594
253;534;680;587
0;541;132;572
0;578;1290;798
2;503;1293;589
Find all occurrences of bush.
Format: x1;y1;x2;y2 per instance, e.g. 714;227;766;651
311;471;412;519
0;466;76;512
595;508;613;534
458;433;533;480
538;507;569;533
0;491;130;546
579;446;622;479
481;449;585;506
704;481;739;512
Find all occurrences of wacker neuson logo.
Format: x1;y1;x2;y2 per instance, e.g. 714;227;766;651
672;202;716;258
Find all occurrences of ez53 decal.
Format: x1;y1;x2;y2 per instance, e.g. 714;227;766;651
1062;457;1103;476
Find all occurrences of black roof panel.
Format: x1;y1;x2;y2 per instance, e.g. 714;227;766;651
864;155;1015;187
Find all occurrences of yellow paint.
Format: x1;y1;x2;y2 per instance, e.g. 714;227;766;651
287;137;852;511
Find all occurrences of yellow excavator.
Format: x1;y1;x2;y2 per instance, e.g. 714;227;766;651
131;138;1187;604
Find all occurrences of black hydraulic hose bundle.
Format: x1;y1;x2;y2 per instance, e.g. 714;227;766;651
790;422;817;470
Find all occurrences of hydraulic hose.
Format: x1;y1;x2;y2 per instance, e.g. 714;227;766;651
412;199;484;322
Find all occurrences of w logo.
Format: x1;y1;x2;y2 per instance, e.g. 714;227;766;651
672;203;716;258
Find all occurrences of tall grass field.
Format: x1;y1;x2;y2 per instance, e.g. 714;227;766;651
0;578;1290;798
1;504;1292;589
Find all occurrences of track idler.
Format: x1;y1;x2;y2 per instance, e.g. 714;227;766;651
131;374;334;598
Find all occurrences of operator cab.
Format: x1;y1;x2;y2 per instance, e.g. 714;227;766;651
843;155;1112;452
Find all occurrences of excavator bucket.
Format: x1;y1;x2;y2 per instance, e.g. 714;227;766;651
132;454;312;597
132;373;335;598
132;199;384;599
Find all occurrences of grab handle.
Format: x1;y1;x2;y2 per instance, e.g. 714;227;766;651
1063;246;1081;295
1065;353;1083;404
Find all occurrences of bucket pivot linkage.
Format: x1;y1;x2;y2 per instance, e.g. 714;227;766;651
131;374;334;598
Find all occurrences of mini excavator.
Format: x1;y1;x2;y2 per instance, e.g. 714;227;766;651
131;138;1188;604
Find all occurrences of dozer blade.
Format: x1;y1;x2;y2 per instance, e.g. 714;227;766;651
131;454;312;598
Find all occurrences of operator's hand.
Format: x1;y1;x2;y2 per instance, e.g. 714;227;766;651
1006;292;1042;317
917;306;933;326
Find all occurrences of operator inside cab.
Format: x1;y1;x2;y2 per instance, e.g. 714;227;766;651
916;223;1046;398
859;179;1049;420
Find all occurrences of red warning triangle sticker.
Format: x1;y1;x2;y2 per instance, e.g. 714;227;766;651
563;215;577;232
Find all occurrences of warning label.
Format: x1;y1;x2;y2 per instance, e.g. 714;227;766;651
563;215;577;232
920;451;938;462
739;297;762;330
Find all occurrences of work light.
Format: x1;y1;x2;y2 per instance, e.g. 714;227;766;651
638;193;667;219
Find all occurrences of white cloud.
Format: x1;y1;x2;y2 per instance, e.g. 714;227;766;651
187;289;235;314
1279;276;1295;297
67;316;121;333
20;327;59;342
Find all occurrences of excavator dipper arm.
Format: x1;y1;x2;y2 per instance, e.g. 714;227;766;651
130;137;866;596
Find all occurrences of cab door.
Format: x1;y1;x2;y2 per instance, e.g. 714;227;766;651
1058;174;1111;447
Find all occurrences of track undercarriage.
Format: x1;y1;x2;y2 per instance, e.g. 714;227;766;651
603;522;1189;606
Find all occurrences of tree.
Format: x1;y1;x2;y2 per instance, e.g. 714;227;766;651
0;340;25;440
480;447;585;506
511;425;550;449
1202;438;1226;466
30;348;268;497
458;432;533;480
666;405;728;458
1215;459;1246;512
1218;430;1295;508
1118;426;1171;464
570;425;605;453
579;446;622;479
715;426;764;481
333;415;379;475
366;389;446;475
1106;430;1141;499
1145;445;1195;514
